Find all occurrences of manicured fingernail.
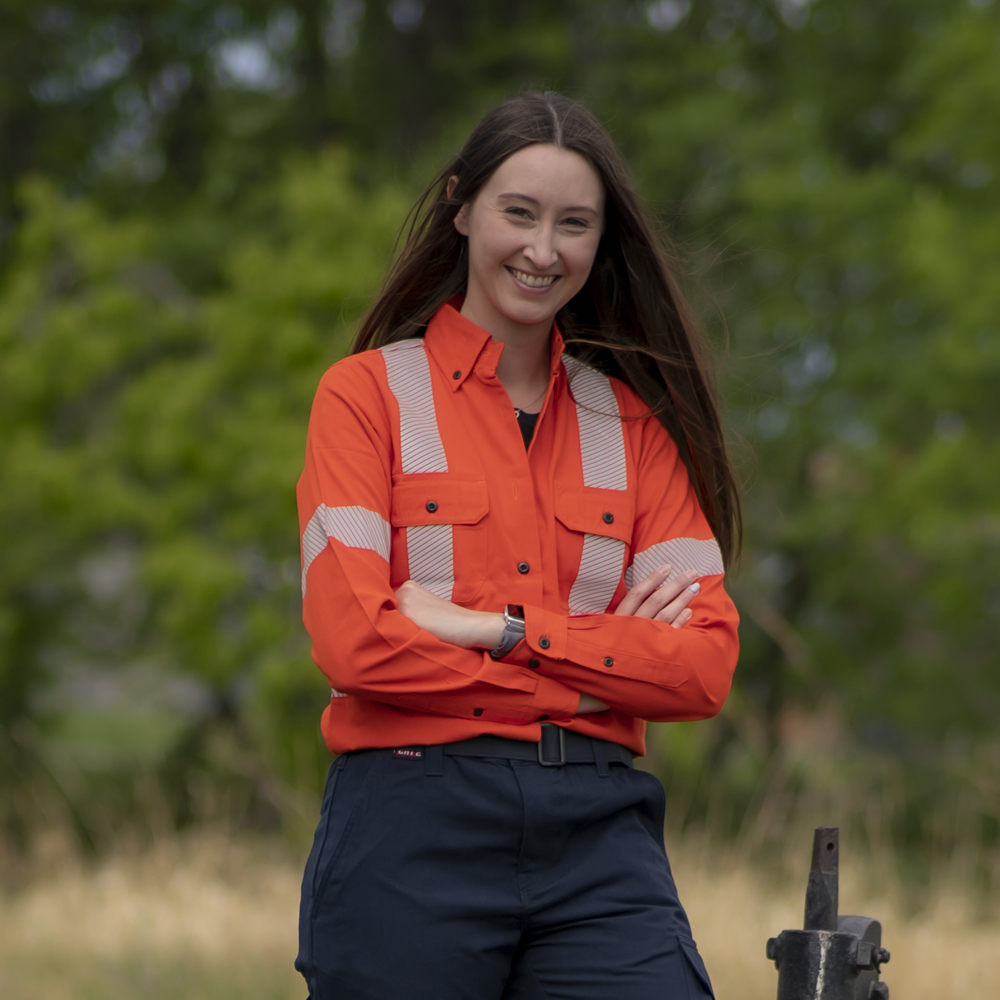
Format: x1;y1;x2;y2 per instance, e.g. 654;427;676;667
689;582;700;594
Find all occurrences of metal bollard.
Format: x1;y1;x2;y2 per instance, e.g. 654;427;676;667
766;827;890;1000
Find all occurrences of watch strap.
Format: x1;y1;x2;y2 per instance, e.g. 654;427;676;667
489;605;526;660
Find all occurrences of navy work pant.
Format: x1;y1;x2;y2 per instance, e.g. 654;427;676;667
296;746;714;999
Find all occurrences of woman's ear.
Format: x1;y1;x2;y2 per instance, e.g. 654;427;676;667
448;175;471;236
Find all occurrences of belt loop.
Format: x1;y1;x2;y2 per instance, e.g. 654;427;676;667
424;744;444;777
592;738;611;777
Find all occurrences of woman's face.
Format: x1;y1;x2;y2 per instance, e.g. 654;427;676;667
453;143;605;335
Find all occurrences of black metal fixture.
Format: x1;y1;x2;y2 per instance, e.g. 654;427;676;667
766;827;890;1000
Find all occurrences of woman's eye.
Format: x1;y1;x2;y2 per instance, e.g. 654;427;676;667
506;207;532;219
562;217;590;229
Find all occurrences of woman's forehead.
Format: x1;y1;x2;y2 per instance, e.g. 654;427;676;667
484;144;604;208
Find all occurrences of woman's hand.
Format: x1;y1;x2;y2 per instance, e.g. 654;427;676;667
395;580;505;650
614;564;700;629
396;582;605;717
396;570;700;717
572;565;699;716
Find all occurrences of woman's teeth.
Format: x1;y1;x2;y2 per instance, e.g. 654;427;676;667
509;268;557;288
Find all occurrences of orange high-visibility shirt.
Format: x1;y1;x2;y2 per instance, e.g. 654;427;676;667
297;303;739;756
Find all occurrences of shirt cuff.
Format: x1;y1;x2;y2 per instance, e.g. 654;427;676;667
475;651;578;718
524;606;569;660
532;673;580;719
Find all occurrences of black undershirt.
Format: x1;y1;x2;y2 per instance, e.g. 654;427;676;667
516;409;540;450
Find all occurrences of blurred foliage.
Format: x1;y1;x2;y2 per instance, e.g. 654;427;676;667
0;152;406;847
1;0;999;869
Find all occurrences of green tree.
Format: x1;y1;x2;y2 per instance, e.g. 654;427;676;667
1;0;998;864
0;152;406;843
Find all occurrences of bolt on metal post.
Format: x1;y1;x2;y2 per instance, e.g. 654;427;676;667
766;827;890;1000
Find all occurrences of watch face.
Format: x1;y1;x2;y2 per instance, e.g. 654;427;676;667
507;605;525;620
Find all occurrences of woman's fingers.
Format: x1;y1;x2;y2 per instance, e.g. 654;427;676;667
634;570;699;620
614;563;701;628
614;563;674;616
647;578;699;623
577;693;610;714
670;608;693;630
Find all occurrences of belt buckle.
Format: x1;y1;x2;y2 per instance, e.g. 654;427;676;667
537;723;566;766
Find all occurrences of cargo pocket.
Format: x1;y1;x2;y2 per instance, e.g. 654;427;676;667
390;472;489;603
554;483;634;615
679;936;715;999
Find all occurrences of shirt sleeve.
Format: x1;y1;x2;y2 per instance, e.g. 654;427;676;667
510;405;739;723
298;360;581;726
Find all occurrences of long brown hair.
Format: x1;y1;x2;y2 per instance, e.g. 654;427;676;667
352;91;741;567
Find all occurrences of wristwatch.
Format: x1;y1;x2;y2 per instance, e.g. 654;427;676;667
490;605;526;660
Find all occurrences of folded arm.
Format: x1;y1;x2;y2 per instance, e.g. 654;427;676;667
299;365;581;726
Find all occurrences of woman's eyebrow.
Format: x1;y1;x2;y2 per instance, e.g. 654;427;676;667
497;192;599;214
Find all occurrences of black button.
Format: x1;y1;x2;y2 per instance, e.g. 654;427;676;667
517;561;530;574
528;659;540;668
603;512;614;524
452;370;462;380
473;708;483;717
604;657;614;667
539;637;551;649
539;715;550;721
425;500;438;513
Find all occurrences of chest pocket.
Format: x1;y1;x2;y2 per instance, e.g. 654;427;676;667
390;473;489;604
554;485;634;615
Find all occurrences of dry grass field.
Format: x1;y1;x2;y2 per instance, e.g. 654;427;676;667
1;832;997;1000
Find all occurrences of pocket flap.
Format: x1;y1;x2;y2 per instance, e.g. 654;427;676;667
391;473;489;527
554;484;633;543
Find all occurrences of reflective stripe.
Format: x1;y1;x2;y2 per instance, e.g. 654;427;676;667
381;340;455;599
562;355;627;491
563;355;628;613
301;504;391;595
625;537;725;590
331;687;347;698
406;523;455;600
568;534;628;615
381;339;449;474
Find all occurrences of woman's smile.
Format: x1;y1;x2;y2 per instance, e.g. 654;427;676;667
451;142;605;341
505;265;560;290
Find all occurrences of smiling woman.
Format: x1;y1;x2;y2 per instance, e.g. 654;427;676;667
294;91;741;999
450;144;605;416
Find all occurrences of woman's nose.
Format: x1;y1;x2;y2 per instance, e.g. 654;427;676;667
523;226;558;269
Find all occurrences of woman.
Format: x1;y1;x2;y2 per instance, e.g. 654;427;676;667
295;92;740;1000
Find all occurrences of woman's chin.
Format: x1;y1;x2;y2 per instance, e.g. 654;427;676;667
495;294;565;329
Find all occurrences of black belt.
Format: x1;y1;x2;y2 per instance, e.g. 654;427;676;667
437;723;633;768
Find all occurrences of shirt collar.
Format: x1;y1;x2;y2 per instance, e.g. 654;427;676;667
424;302;493;391
423;301;567;392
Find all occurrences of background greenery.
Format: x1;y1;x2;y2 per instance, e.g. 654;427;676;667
1;0;998;882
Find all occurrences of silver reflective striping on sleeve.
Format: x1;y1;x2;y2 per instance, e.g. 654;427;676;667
562;355;628;491
381;339;449;474
568;534;628;615
406;523;454;600
625;537;725;591
330;687;347;698
301;504;391;595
